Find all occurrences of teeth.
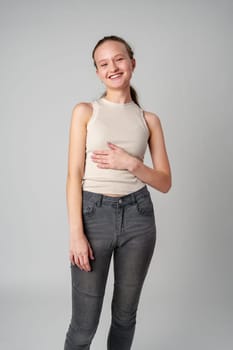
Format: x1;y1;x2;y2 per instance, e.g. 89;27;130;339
110;73;122;79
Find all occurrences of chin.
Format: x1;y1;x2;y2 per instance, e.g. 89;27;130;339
107;79;130;89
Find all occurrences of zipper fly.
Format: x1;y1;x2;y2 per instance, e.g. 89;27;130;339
114;201;125;236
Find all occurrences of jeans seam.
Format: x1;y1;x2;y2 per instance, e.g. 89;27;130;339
73;284;104;298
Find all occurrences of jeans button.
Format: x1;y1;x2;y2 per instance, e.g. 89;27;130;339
118;199;122;204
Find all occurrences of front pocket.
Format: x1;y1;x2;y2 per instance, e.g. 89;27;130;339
136;195;154;216
82;199;97;217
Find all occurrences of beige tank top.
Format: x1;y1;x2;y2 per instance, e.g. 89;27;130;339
82;97;150;195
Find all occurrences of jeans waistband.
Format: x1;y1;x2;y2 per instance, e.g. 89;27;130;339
82;185;150;207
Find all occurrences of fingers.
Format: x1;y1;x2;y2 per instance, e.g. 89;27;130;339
79;253;91;272
97;163;108;169
92;150;109;155
107;142;118;149
91;153;109;164
69;237;95;272
70;252;92;272
88;244;95;260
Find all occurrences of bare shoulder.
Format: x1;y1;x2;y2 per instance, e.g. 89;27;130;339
71;101;93;126
143;110;162;136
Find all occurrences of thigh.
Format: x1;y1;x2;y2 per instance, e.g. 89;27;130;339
69;194;115;329
74;194;115;296
119;191;157;283
112;195;156;311
70;249;112;330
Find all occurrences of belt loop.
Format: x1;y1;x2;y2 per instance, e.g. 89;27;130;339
96;194;103;207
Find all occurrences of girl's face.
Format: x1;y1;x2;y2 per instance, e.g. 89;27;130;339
94;40;136;90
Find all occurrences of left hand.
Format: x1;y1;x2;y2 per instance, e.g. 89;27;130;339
91;142;133;170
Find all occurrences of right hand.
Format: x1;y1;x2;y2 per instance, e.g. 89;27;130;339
69;234;95;272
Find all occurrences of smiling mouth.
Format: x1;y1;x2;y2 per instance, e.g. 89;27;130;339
109;73;123;79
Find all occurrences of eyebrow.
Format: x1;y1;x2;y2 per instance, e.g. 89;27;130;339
97;53;126;64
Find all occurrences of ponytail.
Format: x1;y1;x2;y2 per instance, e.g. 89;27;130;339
130;85;140;107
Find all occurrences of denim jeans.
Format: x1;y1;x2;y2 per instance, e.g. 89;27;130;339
64;185;156;350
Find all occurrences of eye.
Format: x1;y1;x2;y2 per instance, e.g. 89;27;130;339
117;57;124;61
100;63;107;67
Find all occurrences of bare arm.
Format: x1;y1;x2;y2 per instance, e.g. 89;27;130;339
66;102;94;271
127;112;172;193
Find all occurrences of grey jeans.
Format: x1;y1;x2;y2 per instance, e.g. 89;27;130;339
64;185;156;350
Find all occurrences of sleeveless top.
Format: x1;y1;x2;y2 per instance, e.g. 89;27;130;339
81;97;150;195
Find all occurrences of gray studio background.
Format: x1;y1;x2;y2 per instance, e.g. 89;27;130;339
1;1;233;349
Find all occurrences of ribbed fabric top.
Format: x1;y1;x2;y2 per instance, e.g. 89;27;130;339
82;97;150;195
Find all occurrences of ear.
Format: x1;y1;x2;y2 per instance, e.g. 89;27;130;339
131;58;136;71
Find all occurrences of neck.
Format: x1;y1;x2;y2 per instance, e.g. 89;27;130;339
104;87;132;104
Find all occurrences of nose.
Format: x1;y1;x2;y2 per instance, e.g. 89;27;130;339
109;60;118;71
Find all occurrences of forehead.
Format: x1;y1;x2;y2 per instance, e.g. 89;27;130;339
94;40;128;62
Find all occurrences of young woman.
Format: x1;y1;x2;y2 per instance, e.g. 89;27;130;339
64;35;172;350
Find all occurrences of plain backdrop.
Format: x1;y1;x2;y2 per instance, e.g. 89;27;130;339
1;0;233;349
